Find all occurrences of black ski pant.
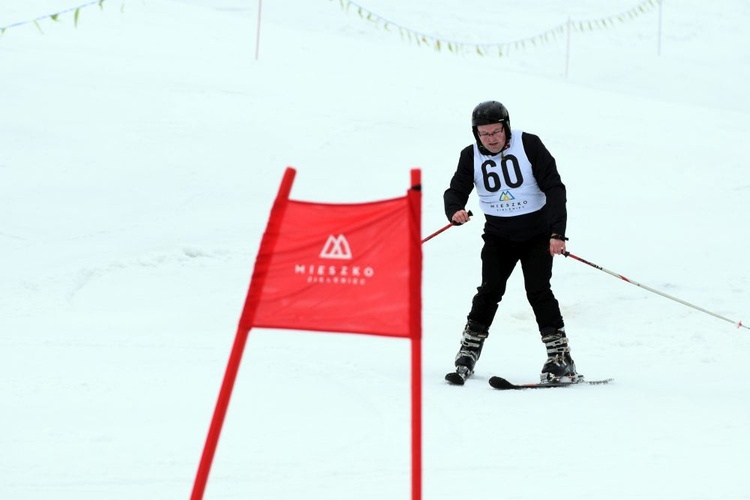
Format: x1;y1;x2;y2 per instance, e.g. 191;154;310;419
467;232;564;336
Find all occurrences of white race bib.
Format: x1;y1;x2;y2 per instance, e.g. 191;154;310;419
473;131;547;217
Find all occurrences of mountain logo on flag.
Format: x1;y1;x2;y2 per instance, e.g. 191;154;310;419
320;234;353;260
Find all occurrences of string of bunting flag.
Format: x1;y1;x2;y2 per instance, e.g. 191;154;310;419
333;0;662;57
0;0;113;35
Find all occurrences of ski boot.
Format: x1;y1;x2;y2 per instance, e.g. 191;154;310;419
540;328;582;384
446;320;489;385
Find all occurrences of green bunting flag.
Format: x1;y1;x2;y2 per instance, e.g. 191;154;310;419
333;0;662;58
0;0;118;35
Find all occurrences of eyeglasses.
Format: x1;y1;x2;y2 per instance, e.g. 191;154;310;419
477;129;505;138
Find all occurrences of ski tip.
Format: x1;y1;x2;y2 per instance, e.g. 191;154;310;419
488;376;515;390
445;372;466;386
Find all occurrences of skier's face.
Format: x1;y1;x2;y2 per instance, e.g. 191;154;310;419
476;123;506;154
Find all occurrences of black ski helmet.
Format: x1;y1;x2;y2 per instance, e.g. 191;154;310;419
471;101;511;151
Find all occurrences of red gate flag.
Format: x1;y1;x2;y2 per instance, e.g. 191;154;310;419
192;167;423;500
243;182;417;337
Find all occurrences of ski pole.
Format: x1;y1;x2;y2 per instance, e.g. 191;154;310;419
422;211;473;244
563;252;749;330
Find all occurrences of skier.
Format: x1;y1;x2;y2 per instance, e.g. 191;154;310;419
444;100;581;385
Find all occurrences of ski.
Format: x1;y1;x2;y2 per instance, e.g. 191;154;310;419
445;366;472;385
488;376;614;390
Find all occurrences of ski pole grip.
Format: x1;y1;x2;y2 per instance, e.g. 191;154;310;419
452;210;473;226
423;210;474;243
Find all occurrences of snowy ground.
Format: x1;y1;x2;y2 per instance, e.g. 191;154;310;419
2;1;750;499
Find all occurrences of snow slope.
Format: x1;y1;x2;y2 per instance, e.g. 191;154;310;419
2;1;749;499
